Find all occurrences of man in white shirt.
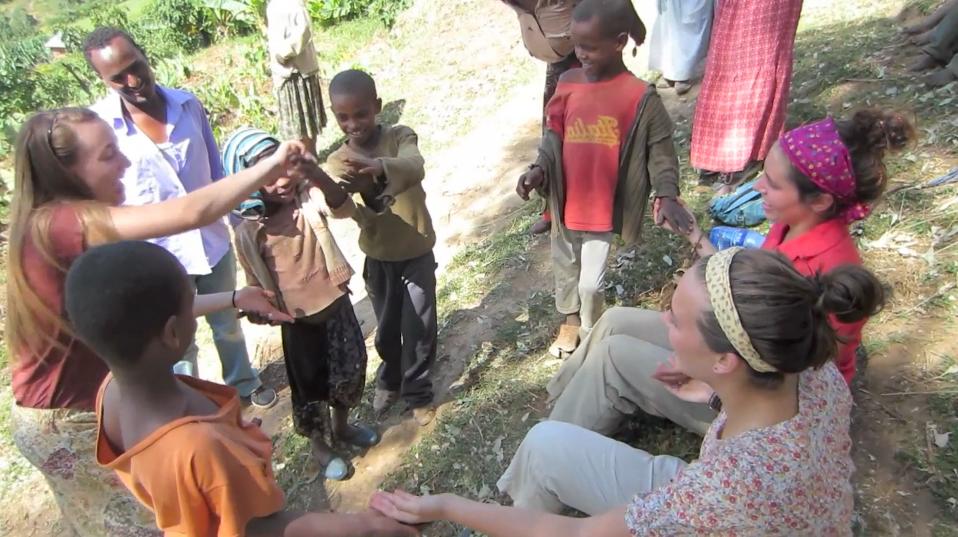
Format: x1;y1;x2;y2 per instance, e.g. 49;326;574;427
84;27;277;408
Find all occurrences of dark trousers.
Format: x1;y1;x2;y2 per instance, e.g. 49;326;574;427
364;251;437;408
280;296;367;439
924;4;958;75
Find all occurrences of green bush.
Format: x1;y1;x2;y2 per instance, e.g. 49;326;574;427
308;0;408;27
139;0;257;53
89;5;137;34
0;37;48;121
200;0;258;40
138;26;193;61
143;0;215;52
0;8;39;44
368;0;408;27
46;0;116;27
30;54;100;110
51;26;87;51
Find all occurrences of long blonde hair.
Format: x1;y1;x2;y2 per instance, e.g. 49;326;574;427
6;108;118;363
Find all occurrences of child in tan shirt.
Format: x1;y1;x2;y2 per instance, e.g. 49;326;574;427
225;127;379;481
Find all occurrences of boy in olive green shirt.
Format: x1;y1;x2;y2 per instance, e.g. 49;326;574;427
324;69;436;426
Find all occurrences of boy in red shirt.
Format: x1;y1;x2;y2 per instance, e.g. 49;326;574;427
517;0;691;356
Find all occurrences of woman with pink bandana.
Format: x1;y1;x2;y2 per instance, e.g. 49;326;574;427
544;109;915;441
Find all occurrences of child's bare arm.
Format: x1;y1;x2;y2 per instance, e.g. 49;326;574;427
292;156;350;211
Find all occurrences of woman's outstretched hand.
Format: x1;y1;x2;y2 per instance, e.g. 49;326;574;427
369;490;445;526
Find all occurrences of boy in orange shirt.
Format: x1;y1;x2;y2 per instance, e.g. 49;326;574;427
517;0;691;356
65;240;418;537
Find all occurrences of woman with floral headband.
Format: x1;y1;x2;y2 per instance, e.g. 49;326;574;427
371;248;885;534
542;109;914;440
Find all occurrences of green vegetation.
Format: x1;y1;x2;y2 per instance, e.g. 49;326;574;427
0;0;409;159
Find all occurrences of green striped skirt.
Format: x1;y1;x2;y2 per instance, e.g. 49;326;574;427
277;72;328;141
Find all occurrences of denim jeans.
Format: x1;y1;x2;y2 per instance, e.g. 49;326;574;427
173;247;262;397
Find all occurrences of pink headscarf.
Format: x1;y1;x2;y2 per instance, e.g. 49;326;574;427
779;118;870;222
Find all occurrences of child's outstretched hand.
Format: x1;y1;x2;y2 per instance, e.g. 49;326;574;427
516;165;545;201
290;154;334;187
344;155;385;179
234;287;293;324
654;197;695;236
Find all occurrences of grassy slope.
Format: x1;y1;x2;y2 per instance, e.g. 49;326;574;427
311;1;958;536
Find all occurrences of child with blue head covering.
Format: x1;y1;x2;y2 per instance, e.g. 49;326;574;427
224;127;379;481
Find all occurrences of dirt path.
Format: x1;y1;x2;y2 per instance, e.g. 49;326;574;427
239;0;666;515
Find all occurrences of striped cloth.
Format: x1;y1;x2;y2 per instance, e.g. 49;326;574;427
277;71;327;141
690;0;804;173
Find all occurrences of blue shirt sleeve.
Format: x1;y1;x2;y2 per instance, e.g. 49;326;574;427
197;102;225;181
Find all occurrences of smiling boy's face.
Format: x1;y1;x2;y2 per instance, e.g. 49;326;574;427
571;15;627;79
330;91;382;148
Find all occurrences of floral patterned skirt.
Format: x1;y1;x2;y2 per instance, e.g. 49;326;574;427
281;297;368;443
10;403;161;537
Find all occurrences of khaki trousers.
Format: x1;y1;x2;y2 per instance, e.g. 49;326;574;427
497;421;687;514
552;224;613;334
547;306;716;436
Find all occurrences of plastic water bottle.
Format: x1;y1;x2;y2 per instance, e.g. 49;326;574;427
709;226;766;250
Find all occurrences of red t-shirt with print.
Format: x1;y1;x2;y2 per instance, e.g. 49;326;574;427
545;71;648;232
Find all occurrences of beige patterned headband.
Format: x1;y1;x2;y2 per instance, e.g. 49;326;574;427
705;248;778;374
